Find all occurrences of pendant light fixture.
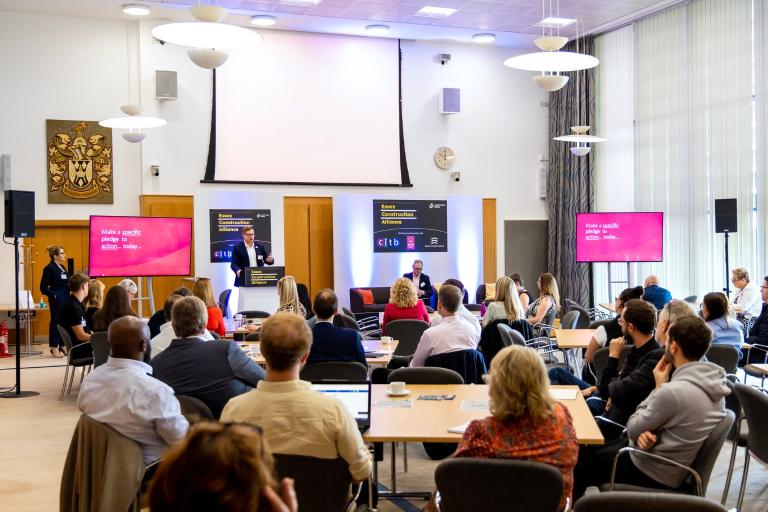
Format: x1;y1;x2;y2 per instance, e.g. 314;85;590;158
151;3;263;70
503;0;598;92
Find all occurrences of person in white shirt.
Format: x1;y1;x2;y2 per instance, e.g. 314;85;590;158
151;294;214;359
430;278;481;340
482;276;526;328
729;267;763;317
411;285;481;367
221;312;372;482
78;316;189;465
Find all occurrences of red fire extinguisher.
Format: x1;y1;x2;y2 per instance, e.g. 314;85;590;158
0;320;11;358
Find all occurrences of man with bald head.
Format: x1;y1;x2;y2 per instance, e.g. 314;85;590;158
643;275;672;311
78;316;189;464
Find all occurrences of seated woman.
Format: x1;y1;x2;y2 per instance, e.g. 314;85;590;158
509;272;531;310
276;276;308;318
526;273;560;326
382;277;431;334
83;279;105;332
482;276;526;327
454;345;578;511
148;422;297;512
193;278;226;337
583;286;644;365
92;285;137;332
702;291;743;353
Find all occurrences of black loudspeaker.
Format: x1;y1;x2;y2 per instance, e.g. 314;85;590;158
4;190;34;238
714;198;737;233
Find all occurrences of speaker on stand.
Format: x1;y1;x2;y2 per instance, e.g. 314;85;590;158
714;198;737;297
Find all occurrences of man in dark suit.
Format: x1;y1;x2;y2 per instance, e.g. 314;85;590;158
403;259;432;301
307;289;366;366
230;225;274;287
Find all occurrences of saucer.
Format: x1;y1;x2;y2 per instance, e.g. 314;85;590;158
387;390;411;397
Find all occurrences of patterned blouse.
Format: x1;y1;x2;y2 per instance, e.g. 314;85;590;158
276;302;307;318
454;403;579;511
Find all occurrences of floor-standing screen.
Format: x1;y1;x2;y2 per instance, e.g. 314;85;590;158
372;199;447;253
576;212;664;262
89;216;192;277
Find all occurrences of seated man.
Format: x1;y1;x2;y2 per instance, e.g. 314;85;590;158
221;313;372;482
403;259;432;301
742;275;768;364
58;273;92;346
549;299;663;430
410;285;481;367
78;316;189;465
150;293;214;359
642;275;672;311
573;315;728;498
430;278;481;340
151;296;265;418
307;289;366;366
147;287;192;339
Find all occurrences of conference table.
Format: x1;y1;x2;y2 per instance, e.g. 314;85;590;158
0;304;39;356
364;384;603;497
240;339;399;367
599;303;617;314
553;328;596;377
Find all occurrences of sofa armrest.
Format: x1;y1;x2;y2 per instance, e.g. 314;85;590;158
349;289;365;313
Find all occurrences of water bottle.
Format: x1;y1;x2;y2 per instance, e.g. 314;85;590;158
39;297;46;309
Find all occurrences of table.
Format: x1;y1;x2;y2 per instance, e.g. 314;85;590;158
599;303;617;314
241;339;399;367
0;304;39;356
553;328;596;377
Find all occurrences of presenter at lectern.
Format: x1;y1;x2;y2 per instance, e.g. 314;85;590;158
231;225;274;288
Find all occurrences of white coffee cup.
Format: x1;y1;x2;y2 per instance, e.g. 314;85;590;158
381;336;393;344
388;381;406;394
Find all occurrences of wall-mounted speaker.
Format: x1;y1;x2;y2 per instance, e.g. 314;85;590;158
538;168;547;199
156;70;178;101
4;190;35;238
439;88;460;114
0;154;10;191
714;198;737;233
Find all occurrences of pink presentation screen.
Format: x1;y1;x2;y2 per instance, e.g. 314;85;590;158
576;212;664;262
89;216;192;277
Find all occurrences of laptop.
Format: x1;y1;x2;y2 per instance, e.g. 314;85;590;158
311;380;371;434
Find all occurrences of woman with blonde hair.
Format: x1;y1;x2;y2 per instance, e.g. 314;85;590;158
526;273;561;325
382;277;431;334
276;276;307;318
193;278;226;337
83;279;105;332
454;345;578;510
482;276;526;327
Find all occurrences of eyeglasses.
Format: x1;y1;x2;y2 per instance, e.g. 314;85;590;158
413;267;423;271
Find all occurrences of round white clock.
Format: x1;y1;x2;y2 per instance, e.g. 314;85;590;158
434;146;455;170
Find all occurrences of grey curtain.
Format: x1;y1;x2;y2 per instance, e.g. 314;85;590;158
546;37;596;308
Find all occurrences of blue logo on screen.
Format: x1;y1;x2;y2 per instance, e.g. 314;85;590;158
376;237;401;248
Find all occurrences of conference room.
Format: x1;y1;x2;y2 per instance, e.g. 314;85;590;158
1;0;768;511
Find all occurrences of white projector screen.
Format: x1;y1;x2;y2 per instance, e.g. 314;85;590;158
208;30;406;186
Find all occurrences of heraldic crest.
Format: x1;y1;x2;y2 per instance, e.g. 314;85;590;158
47;120;113;204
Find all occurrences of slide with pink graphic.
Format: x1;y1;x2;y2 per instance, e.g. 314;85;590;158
576;212;664;262
89;216;192;277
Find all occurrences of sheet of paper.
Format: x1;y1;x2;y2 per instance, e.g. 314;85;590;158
550;388;579;400
374;399;413;408
460;400;489;411
447;421;472;434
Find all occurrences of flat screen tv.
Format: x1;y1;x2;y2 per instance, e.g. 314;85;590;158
89;216;192;277
576;212;664;263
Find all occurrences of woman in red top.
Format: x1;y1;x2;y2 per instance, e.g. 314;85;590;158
193;278;226;337
382;277;431;334
453;345;579;511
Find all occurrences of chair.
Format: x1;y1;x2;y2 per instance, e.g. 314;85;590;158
561;310;580;330
683;295;698;304
218;289;232;318
57;325;94;401
571;305;592;328
733;384;768;510
589;345;631;384
497;323;526;347
209;331;221;340
273;454;357;512
333;313;360;331
300;361;369;381
590;319;613;329
388;367;464;385
176;394;215;423
385;319;430;367
574;491;728;512
720;377;747;505
60;414;145;512
90;331;109;368
238;310;271;318
705;345;740;375
425;349;487;385
603;410;735;496
244;332;260;341
435;458;563;512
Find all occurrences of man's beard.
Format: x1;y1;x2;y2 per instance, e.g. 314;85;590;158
663;345;674;364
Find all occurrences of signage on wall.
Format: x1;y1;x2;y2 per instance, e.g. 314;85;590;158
243;266;285;287
209;209;271;263
372;199;448;253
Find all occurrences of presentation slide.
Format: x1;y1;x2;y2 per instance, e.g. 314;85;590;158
209;209;272;263
576;212;664;262
89;216;192;277
372;199;448;253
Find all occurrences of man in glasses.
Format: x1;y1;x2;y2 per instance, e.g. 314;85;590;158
403;259;432;303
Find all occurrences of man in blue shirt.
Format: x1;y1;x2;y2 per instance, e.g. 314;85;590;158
307;289;367;366
643;275;672;310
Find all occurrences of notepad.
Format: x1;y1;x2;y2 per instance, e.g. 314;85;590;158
375;399;413;408
447;421;472;434
460;400;489;411
550;388;579;400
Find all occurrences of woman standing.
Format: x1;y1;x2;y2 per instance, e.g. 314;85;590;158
193;278;226;337
482;276;526;327
39;245;69;357
275;276;307;318
526;273;560;326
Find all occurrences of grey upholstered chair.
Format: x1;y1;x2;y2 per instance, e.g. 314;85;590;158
90;331;109;368
560;310;580;330
388;367;464;385
497;323;526;347
575;491;728;512
57;325;93;401
273;454;357;512
176;394;215;423
300;361;368;381
705;344;741;375
733;384;768;510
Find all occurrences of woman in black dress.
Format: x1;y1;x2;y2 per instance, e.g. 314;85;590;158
39;245;69;357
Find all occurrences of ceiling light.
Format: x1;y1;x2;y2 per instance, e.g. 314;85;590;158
533;74;569;92
250;15;277;26
278;0;321;5
122;4;150;16
472;33;496;43
100;105;166;144
415;6;457;18
504;51;598;73
365;24;390;36
187;49;229;69
554;126;606;157
152;22;262;50
535;17;577;28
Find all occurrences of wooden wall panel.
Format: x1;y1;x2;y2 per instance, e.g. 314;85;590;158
482;198;497;283
283;198;311;288
308;198;334;297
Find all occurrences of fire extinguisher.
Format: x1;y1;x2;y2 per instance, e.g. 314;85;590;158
0;320;11;358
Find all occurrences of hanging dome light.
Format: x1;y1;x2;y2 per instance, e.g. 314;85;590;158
554;126;606;157
99;105;166;144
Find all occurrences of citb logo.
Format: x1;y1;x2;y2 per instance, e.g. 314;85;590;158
376;237;401;248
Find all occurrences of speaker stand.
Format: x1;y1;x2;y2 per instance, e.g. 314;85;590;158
723;231;731;297
1;237;39;399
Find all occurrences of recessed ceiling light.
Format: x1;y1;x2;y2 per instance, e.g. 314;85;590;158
535;17;577;28
278;0;321;6
472;33;495;43
250;15;277;26
365;24;390;36
415;6;458;18
122;3;150;16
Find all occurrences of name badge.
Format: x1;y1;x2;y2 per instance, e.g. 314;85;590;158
61;273;67;279
257;254;263;260
81;319;86;327
420;281;425;287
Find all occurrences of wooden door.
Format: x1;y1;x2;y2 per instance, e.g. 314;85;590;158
283;197;333;300
482;198;497;283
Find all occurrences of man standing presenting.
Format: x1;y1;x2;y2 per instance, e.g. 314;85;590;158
231;225;274;312
403;259;432;302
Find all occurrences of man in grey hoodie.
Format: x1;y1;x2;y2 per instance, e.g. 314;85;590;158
573;315;728;498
